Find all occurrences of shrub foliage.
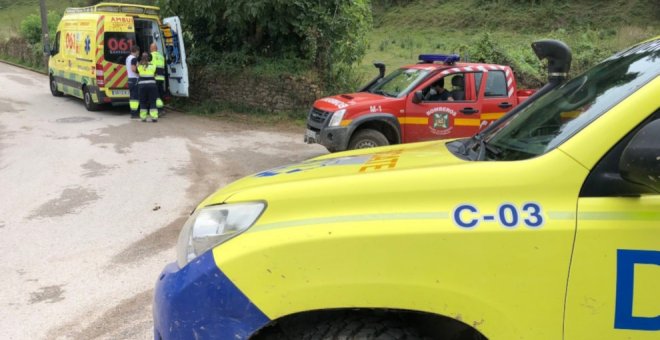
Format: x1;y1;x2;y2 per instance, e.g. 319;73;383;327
20;10;61;45
161;0;372;90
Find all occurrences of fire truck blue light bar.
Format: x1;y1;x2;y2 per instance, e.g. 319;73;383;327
418;54;460;64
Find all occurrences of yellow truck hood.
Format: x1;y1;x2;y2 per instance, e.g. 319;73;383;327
200;140;464;206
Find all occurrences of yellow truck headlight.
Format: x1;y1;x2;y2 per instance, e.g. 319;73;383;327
176;202;266;267
328;109;347;127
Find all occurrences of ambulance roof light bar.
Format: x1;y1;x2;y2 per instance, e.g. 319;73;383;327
418;54;460;65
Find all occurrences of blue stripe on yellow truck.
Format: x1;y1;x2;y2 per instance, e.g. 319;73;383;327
153;251;269;339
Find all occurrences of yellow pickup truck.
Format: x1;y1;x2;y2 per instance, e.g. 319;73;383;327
154;37;659;339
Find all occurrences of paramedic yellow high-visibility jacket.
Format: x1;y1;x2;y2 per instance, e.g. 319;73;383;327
151;51;165;81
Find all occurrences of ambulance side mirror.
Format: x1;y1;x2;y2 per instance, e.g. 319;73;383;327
619;119;660;193
412;91;424;104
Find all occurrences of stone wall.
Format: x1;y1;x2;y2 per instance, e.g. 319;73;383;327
191;68;325;113
0;37;45;69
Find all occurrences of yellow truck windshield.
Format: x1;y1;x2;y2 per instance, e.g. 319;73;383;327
484;39;660;160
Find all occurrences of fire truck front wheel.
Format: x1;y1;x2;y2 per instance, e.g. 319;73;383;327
348;129;389;149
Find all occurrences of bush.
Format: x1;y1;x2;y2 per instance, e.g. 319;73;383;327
457;32;546;88
0;36;45;70
19;13;42;44
161;0;372;92
19;10;61;45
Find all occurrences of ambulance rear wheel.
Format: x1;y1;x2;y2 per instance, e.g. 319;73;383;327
50;76;63;97
348;129;389;150
83;86;99;111
292;315;429;339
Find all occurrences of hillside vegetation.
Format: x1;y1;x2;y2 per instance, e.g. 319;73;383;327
0;0;82;37
362;0;659;87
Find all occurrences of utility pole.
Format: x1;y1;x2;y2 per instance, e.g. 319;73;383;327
39;0;50;67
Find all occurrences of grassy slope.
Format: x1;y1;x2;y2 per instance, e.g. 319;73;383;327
360;0;659;87
0;0;83;38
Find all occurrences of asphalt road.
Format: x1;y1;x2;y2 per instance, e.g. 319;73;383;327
0;62;327;339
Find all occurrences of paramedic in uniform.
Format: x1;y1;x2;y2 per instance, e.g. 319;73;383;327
137;52;159;122
150;42;166;115
126;46;140;119
426;78;453;101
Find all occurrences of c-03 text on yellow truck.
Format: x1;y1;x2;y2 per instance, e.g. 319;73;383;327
153;38;660;339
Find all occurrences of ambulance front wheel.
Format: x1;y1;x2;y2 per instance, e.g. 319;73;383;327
83;86;100;111
50;76;63;97
348;129;389;150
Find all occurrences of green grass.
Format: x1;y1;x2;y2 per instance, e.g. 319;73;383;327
0;0;81;38
372;0;658;34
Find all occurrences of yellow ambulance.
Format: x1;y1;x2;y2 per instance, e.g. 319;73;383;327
154;38;660;339
48;2;188;111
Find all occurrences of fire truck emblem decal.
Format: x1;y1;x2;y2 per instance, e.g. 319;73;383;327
426;106;456;135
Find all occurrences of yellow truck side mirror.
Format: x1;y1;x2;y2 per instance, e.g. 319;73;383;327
620;119;660;193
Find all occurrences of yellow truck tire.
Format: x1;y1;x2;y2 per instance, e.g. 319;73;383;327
261;314;432;340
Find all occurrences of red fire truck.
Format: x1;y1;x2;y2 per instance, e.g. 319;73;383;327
305;55;535;152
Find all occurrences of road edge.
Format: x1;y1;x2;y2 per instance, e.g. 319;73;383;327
0;59;48;75
0;59;187;114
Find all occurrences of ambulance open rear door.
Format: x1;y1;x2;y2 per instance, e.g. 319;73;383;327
161;16;188;97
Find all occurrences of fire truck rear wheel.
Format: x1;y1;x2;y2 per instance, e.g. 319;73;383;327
348;129;389;150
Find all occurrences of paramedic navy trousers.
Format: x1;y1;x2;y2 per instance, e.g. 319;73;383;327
138;81;159;120
128;78;139;117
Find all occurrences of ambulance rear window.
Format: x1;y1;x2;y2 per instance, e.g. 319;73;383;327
104;32;137;64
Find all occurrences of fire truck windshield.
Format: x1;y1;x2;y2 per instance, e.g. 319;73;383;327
370;68;430;98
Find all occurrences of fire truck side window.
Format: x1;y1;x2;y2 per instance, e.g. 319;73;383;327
474;72;483;99
485;71;507;97
449;74;466;100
